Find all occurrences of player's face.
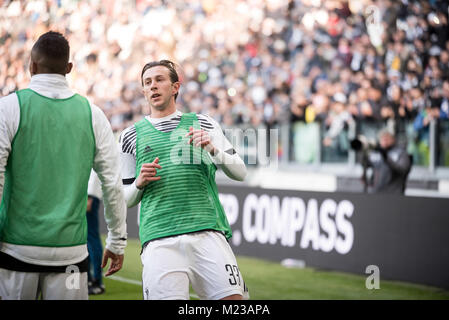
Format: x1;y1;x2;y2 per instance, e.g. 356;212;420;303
142;66;179;111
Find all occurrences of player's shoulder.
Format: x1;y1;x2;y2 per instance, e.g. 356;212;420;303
119;124;137;145
0;92;19;108
87;100;109;124
0;92;20;128
196;113;220;131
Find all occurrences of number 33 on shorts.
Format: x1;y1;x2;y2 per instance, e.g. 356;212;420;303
225;264;241;285
225;264;249;298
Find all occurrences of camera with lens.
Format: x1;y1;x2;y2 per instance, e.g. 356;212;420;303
350;135;377;152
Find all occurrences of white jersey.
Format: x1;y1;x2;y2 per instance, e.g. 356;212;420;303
0;74;127;266
88;170;103;200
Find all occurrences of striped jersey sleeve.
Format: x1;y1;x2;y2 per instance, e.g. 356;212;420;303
119;113;217;184
119;114;215;158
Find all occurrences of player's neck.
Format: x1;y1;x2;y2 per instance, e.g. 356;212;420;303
150;103;177;119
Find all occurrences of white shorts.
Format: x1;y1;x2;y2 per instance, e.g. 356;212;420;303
0;268;88;300
141;230;249;300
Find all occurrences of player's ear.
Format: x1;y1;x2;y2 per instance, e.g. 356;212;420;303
65;62;73;74
172;81;180;96
29;60;37;76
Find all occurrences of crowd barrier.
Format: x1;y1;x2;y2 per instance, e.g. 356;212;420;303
100;185;449;290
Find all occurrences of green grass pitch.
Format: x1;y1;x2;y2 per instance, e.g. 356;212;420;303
90;237;449;300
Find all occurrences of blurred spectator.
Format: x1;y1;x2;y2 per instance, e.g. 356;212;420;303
413;104;441;166
440;80;449;119
0;0;448;155
322;99;354;162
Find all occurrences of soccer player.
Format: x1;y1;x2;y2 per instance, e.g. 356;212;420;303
0;31;127;300
119;60;249;300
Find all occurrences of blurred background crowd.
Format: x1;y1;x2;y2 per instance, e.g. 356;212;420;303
1;0;449;166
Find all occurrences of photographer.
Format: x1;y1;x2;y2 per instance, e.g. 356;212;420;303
357;130;412;194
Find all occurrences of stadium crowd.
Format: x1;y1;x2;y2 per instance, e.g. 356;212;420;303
1;0;449;160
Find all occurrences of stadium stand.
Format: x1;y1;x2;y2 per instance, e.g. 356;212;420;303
1;0;449;196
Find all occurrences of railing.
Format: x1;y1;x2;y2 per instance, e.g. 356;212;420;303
225;118;449;171
437;120;449;168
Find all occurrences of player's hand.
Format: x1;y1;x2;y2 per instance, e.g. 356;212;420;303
136;157;162;189
101;249;124;277
186;126;216;154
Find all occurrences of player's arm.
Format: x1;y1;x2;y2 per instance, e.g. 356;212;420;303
0;94;20;201
118;127;143;208
0;101;10;200
118;127;161;208
91;104;127;276
186;115;247;181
